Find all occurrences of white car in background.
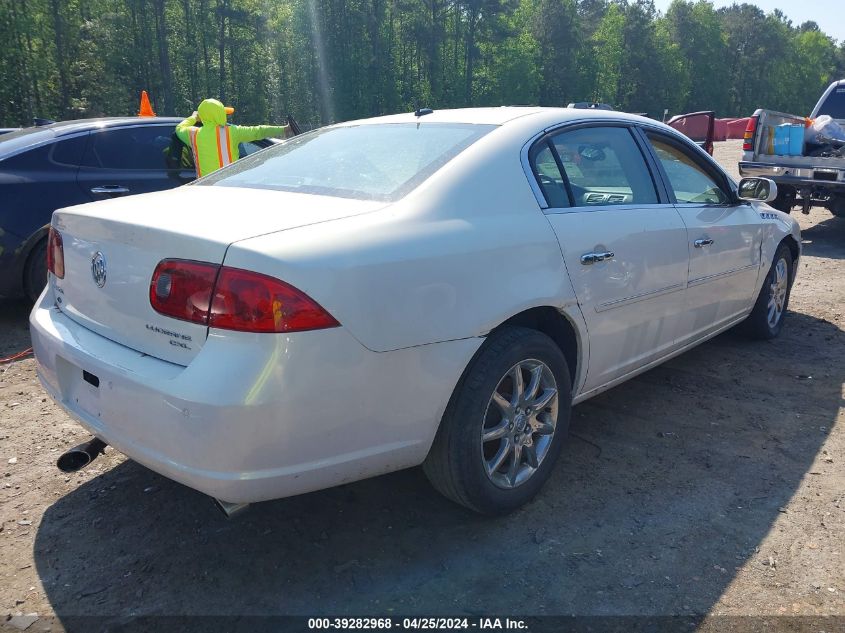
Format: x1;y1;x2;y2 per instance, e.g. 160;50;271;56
31;107;801;515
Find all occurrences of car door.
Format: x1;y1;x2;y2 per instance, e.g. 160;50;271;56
640;129;763;342
76;123;186;201
666;111;715;155
530;124;690;392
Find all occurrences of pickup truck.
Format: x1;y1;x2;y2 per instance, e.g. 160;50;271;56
739;79;845;216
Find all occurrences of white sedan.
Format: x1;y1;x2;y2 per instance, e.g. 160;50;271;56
30;107;801;515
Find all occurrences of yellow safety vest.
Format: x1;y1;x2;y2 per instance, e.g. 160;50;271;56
187;125;235;177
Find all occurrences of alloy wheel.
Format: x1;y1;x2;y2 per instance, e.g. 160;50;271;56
766;257;789;329
481;359;559;489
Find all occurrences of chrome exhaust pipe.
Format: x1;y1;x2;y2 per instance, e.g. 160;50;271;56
213;498;250;518
57;437;108;473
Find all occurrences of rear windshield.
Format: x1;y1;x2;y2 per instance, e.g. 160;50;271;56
817;85;845;119
199;123;496;201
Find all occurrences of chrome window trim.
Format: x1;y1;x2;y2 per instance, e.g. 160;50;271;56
543;202;675;215
672;202;734;210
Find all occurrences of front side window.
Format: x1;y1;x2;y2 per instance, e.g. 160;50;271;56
547;126;658;206
82;126;174;170
239;141;265;157
647;135;729;204
200;123;496;202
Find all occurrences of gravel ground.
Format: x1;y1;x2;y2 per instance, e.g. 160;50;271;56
0;140;843;631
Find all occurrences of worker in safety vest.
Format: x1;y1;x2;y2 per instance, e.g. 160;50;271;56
175;98;289;177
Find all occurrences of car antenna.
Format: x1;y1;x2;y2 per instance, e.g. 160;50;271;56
414;105;434;117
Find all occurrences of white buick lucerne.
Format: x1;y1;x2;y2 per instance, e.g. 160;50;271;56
31;107;801;515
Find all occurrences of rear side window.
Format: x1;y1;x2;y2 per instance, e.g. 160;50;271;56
817;85;845;119
200;123;495;201
82;126;173;170
0;145;51;170
0;136;88;170
50;135;88;166
547;127;657;206
528;143;570;208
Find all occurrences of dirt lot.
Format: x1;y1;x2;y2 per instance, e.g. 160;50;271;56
0;141;843;631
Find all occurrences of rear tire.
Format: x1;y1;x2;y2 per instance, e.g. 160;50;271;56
742;243;793;340
423;326;572;515
23;238;48;303
829;195;845;218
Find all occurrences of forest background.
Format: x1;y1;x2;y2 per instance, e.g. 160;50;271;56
1;0;843;127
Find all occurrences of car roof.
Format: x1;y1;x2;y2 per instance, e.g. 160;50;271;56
46;116;182;133
338;106;655;128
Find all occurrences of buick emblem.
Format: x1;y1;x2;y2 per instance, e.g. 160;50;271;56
91;251;107;288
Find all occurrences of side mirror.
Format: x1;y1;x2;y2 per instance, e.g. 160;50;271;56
737;177;778;203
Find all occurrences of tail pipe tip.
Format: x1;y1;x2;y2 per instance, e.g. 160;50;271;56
213;498;250;518
56;437;108;473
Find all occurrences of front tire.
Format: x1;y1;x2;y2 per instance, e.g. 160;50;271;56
423;326;572;515
829;195;845;218
24;238;48;303
742;243;793;340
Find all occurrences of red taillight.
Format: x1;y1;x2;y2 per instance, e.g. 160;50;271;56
149;259;339;333
210;267;339;333
149;259;219;324
47;227;64;279
743;115;758;152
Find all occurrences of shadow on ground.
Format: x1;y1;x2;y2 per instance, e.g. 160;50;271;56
30;305;842;626
0;299;32;357
799;213;844;259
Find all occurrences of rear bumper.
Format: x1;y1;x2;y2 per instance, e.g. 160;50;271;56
30;290;481;503
739;161;845;193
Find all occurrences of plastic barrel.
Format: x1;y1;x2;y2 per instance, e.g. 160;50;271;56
788;124;804;156
774;125;790;155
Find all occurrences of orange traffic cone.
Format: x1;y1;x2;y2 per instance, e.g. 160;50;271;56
138;91;156;117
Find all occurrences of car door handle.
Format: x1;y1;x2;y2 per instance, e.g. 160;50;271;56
90;185;130;195
581;251;615;265
694;238;714;248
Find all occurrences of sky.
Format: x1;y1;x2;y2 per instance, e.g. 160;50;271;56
651;0;845;43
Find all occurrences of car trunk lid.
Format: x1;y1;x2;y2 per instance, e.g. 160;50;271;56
51;186;383;365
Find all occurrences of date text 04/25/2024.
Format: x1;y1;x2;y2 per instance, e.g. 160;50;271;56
307;618;528;630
